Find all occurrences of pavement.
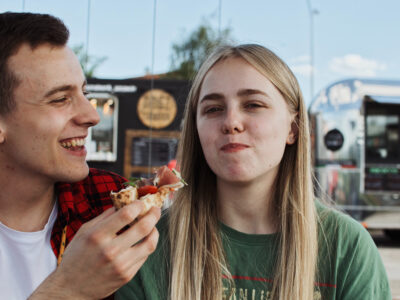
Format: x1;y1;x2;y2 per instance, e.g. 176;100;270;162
379;248;400;299
372;230;400;299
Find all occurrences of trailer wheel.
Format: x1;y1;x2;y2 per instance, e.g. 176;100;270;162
384;230;400;241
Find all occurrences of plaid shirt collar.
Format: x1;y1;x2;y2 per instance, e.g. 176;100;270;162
50;168;126;257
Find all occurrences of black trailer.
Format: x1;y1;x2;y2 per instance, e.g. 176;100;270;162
85;78;190;179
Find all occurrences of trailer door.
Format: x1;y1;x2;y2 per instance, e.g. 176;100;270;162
364;96;400;193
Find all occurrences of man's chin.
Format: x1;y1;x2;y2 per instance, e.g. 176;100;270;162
56;164;90;183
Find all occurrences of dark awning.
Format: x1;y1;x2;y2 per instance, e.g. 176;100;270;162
365;95;400;105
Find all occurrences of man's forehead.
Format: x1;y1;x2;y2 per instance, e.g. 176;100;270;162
8;43;72;71
8;43;84;94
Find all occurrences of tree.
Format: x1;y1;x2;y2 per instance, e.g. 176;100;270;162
163;22;234;80
72;44;107;78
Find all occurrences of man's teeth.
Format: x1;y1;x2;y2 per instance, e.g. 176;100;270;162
61;139;85;148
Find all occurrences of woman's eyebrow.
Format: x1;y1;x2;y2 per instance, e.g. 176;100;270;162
237;88;268;97
199;93;224;103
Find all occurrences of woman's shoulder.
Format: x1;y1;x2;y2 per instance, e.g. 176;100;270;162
314;201;391;298
157;209;170;233
315;199;375;251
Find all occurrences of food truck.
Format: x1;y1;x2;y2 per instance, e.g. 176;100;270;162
309;78;400;238
84;78;189;179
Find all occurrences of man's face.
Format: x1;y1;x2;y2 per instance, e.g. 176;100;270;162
0;43;100;183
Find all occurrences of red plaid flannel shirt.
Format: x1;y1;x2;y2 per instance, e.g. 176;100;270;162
51;168;126;299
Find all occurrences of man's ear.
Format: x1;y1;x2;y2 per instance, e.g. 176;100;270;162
286;114;299;145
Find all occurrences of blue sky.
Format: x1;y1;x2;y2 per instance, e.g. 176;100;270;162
1;0;399;107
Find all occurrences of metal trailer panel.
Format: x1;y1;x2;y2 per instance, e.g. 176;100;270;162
309;79;400;229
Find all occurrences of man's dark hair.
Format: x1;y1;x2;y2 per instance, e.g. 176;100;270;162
0;12;69;114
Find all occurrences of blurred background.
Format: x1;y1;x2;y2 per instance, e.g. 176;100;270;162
1;0;399;107
2;1;400;296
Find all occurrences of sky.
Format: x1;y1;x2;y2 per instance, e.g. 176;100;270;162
1;0;399;107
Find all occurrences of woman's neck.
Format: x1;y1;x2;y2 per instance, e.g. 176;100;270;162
216;177;278;234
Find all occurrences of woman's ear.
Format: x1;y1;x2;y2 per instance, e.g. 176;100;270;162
286;114;298;145
0;120;5;144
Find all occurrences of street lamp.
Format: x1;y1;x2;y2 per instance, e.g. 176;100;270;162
306;0;318;102
86;0;91;73
218;0;222;38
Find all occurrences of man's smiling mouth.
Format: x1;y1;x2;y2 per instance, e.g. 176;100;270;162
60;138;86;149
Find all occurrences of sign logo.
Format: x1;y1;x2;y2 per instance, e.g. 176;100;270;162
137;89;177;129
324;129;344;151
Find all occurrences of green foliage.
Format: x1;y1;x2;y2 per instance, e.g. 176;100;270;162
163;22;234;80
72;44;107;78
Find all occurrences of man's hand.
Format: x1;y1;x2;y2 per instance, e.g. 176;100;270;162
29;202;161;300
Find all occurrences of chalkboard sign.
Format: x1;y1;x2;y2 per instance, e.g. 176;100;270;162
131;137;178;167
124;129;181;178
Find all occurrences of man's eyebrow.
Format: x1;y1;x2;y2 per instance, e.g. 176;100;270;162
44;85;74;98
199;93;224;103
237;88;268;97
44;80;87;98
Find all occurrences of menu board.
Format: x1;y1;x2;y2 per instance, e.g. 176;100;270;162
131;137;178;167
365;166;400;191
124;129;180;178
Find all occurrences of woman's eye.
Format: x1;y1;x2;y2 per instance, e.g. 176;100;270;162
245;102;263;109
204;106;223;114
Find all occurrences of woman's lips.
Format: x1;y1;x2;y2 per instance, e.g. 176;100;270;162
220;143;249;153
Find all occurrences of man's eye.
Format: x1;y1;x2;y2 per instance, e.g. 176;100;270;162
51;97;68;104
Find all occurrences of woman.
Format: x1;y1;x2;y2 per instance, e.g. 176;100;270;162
117;44;390;300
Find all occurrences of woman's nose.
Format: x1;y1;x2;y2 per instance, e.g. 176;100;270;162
221;109;244;134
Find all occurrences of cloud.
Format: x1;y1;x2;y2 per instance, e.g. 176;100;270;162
289;55;314;77
291;64;313;77
329;54;386;77
291;55;310;64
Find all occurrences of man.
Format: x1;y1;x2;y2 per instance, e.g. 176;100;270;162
0;12;160;299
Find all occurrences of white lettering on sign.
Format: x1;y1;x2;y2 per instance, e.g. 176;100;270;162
86;84;138;93
113;85;137;93
86;84;112;92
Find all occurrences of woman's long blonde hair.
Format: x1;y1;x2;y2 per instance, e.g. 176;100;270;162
169;44;317;300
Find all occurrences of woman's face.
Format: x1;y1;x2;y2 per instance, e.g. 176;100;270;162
196;57;296;185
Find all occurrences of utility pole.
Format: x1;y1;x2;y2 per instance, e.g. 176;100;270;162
86;0;91;73
306;0;318;102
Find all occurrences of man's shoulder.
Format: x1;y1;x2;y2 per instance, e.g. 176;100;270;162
56;169;127;209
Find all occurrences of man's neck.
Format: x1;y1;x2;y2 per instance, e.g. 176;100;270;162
0;170;56;232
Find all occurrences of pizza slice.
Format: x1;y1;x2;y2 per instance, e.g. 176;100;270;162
110;165;186;217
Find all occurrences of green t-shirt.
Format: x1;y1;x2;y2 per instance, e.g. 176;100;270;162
117;201;391;299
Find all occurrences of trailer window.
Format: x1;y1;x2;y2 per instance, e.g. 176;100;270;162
86;93;118;162
365;105;400;164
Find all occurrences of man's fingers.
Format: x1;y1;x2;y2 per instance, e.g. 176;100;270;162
85;207;115;227
94;227;159;286
99;201;145;235
113;206;161;249
118;226;160;270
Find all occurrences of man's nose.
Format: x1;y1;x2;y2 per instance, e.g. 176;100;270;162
73;93;100;127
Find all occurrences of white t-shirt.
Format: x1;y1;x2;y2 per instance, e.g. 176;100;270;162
0;203;58;300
